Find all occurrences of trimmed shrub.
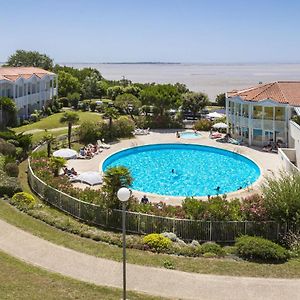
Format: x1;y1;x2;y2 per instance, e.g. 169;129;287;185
201;242;225;256
4;162;19;177
235;235;289;262
11;192;36;211
0;138;16;156
143;233;172;252
0;171;21;197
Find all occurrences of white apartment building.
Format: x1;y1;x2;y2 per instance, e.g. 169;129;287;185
0;67;57;119
225;81;300;147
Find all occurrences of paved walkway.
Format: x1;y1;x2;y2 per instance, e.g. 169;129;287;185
0;219;299;300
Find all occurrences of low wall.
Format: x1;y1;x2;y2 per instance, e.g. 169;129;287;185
278;148;300;173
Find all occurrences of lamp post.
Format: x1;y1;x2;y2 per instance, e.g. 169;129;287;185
117;187;131;300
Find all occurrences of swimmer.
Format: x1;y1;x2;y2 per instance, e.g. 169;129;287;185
171;169;175;173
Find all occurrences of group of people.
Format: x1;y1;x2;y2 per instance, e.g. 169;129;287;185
79;144;101;159
63;167;78;177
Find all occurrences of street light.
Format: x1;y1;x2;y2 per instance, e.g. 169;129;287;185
117;187;131;300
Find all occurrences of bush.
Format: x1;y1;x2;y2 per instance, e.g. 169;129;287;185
4;162;19;177
90;102;97;112
11;192;36;211
282;231;300;258
203;252;218;258
0;139;16;156
262;172;300;224
113;116;135;138
235;235;289;262
193;119;213;131
0;170;21;197
58;97;69;107
78;121;99;144
201;242;225;256
143;233;172;252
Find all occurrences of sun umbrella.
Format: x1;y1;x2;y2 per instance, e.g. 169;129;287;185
53;149;78;159
212;122;228;129
73;171;103;186
207;112;224;118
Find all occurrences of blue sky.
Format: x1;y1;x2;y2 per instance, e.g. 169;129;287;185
1;0;300;63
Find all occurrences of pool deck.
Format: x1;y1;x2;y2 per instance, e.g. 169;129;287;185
67;130;284;205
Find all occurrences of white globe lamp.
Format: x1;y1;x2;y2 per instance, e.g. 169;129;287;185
117;187;131;202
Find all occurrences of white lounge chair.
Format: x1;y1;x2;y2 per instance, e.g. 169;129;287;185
97;140;110;149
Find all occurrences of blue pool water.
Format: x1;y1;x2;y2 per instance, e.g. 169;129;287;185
102;144;260;197
180;132;202;139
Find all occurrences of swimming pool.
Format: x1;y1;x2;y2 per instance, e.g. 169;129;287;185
102;144;260;197
180;131;202;139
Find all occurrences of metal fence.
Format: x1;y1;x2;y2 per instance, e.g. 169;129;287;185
28;159;294;243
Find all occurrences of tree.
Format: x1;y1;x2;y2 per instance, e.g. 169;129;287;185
57;71;80;97
0;97;17;127
67;92;81;109
6;50;53;70
49;157;66;177
115;93;141;121
107;86;124;100
181;92;209;119
123;85;141;97
140;84;181;117
103;107;119;137
81;73;105;99
216;93;226;107
102;166;133;209
42;130;55;157
59;112;79;148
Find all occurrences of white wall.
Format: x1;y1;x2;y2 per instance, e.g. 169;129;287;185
290;120;300;167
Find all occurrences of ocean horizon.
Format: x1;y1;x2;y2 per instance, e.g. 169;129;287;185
2;62;300;99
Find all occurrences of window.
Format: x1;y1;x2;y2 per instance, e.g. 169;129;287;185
264;107;273;120
242;104;249;117
253;129;263;141
275;107;285;121
253;106;263;119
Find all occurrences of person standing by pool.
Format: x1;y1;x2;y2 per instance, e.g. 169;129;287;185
141;195;149;204
176;131;180;138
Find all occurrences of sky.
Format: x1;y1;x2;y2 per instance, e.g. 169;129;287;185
1;0;300;63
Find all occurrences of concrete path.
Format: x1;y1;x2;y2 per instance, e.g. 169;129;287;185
0;219;299;300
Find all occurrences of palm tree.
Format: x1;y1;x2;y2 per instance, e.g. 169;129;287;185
42;130;55;157
59;112;79;148
103;107;119;138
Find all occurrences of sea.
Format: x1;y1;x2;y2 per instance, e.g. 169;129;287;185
35;62;300;100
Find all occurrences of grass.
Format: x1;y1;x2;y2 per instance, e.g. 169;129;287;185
5;159;300;279
31;128;68;144
13;111;102;133
0;250;162;300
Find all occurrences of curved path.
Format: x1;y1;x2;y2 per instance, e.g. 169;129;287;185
0;219;299;300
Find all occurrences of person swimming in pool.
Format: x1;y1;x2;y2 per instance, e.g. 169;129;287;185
171;169;175;173
215;186;220;192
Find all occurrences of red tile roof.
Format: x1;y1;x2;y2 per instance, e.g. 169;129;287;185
227;81;300;106
0;67;55;82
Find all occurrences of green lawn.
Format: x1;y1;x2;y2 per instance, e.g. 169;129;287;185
31;128;68;144
0;250;162;300
14;111;102;133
